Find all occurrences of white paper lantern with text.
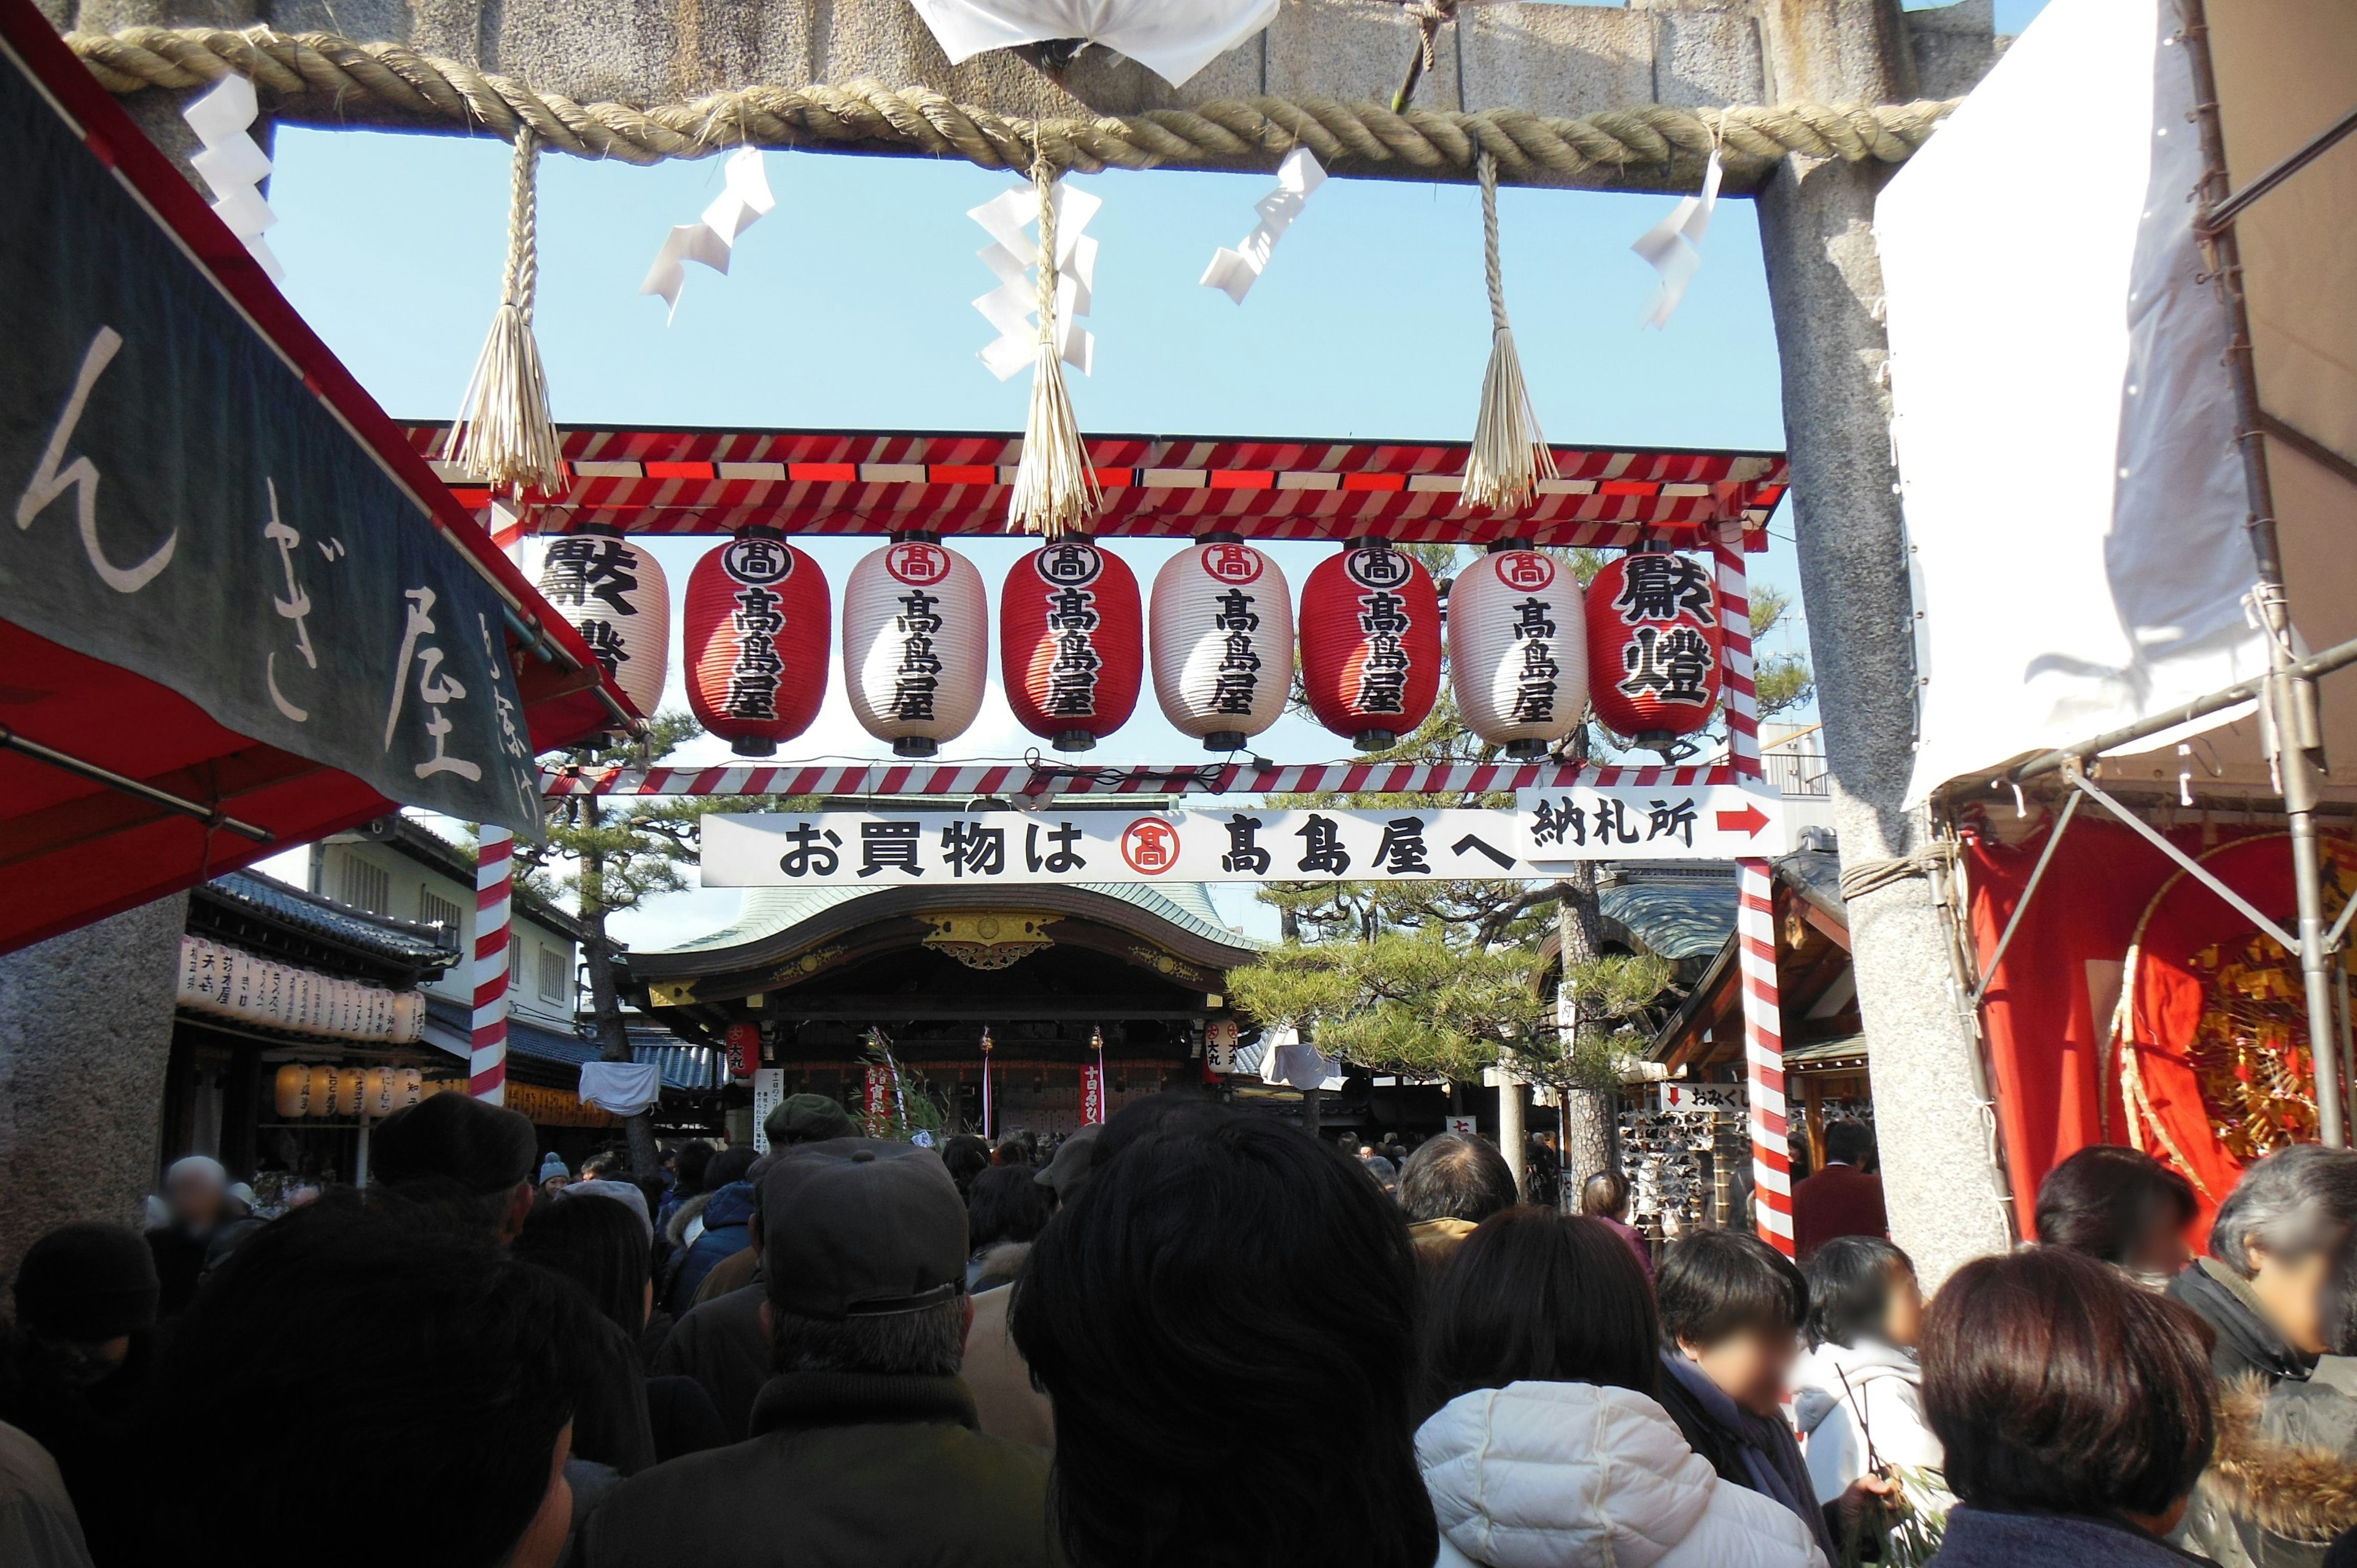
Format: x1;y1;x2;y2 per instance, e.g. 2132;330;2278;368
537;529;672;719
1448;547;1589;756
1149;537;1293;750
843;537;988;757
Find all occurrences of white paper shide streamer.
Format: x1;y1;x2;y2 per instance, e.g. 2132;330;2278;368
1631;145;1722;329
971;181;1098;382
182;75;283;281
1200;147;1326;304
640;149;776;320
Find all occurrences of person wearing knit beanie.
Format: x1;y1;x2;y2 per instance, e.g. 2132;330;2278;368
371;1093;540;1243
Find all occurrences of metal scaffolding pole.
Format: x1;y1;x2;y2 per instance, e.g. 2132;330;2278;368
2178;0;2343;1145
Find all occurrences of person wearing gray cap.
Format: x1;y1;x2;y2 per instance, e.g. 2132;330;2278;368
581;1138;1053;1568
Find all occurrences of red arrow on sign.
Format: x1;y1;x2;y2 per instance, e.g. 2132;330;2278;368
1715;802;1770;838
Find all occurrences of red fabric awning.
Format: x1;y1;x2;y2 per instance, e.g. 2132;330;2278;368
406;425;1786;550
0;0;634;955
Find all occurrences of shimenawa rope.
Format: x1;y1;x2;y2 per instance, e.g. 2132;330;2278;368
1460;151;1555;516
1005;157;1101;541
441;127;565;496
64;26;1956;185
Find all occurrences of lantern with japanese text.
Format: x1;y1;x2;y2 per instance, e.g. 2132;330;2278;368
538;528;671;719
724;1022;761;1080
1001;539;1142;752
275;1063;312;1119
843;536;988;757
1298;542;1442;750
684;532;830;756
1584;549;1722;744
1449;546;1589;757
1149;536;1293;751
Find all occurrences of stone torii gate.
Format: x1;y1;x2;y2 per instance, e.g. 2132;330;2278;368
16;0;2014;1284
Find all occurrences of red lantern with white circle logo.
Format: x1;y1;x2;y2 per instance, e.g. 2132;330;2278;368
536;528;670;720
1298;542;1442;750
1449;547;1589;757
724;1022;761;1079
684;532;830;757
1000;539;1142;752
843;535;988;757
1584;549;1722;743
1150;536;1293;751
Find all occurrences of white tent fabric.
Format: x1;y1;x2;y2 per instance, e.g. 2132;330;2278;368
579;1060;663;1118
907;0;1279;88
1882;0;2262;808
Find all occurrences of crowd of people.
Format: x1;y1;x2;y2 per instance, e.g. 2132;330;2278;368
7;1091;2357;1567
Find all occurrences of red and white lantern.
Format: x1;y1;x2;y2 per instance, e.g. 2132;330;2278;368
537;528;670;719
724;1021;761;1079
684;533;830;756
1449;547;1589;757
1299;542;1442;750
1149;536;1293;751
843;536;988;757
1585;549;1722;743
1000;539;1142;752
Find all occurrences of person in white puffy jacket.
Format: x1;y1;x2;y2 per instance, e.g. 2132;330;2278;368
1415;1209;1828;1568
1790;1236;1945;1507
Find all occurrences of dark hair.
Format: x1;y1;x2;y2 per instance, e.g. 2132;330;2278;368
1398;1132;1518;1226
370;1094;535;1232
706;1145;759;1189
2208;1144;2357;1278
513;1189;652;1336
147;1196;589;1567
673;1141;715;1196
2035;1145;2197;1265
1579;1169;1631;1221
1823;1121;1875;1168
994;1132;1038;1170
1423;1209;1658;1410
966;1164;1050;1252
1923;1248;2215;1518
941;1134;993;1197
1805;1235;1912;1350
1012;1113;1436;1568
771;1299;965;1378
1657;1229;1807;1349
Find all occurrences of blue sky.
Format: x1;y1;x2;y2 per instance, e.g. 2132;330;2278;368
250;0;2041;944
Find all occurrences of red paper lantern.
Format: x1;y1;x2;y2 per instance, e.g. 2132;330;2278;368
1584;549;1722;743
724;1022;760;1079
1298;542;1442;750
1000;539;1143;752
684;533;830;756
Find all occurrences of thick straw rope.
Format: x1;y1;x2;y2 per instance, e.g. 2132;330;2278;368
1461;151;1555;515
1005;160;1101;539
441;128;565;494
66;26;1956;187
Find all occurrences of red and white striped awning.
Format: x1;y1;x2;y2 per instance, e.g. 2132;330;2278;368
404;426;1786;550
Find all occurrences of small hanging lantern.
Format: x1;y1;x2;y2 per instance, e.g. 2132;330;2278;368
843;535;989;757
684;530;830;756
724;1021;761;1080
1148;535;1293;752
538;526;671;719
1449;544;1589;757
1000;538;1142;752
1584;549;1722;745
1298;540;1442;751
275;1063;312;1119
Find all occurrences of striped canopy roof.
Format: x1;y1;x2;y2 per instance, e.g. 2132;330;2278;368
404;425;1786;550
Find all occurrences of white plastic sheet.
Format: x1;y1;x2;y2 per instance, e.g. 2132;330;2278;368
579;1060;663;1118
1880;0;2266;807
908;0;1278;87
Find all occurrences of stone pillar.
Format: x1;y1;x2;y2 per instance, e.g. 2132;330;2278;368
1495;1074;1527;1201
0;894;188;1288
1753;0;2013;1286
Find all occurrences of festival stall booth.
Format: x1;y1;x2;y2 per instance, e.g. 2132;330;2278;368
0;1;637;957
1879;0;2357;1238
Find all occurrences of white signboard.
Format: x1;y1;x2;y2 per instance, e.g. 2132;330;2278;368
1447;1115;1479;1136
702;785;1787;888
1657;1081;1747;1115
750;1067;786;1153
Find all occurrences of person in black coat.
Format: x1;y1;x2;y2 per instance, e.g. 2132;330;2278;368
2169;1146;2357;1388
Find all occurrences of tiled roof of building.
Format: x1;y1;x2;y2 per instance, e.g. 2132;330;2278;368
422;997;721;1091
199;869;460;967
649;881;1262;957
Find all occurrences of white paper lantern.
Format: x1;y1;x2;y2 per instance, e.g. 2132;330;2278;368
363;1066;397;1118
538;528;671;720
275;1064;312;1119
397;1067;424;1109
842;536;988;757
1448;547;1589;757
1148;536;1293;750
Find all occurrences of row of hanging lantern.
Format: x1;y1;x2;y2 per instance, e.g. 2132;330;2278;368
536;529;1725;757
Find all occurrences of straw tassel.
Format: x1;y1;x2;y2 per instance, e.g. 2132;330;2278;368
442;128;566;497
1461;152;1557;516
1007;159;1101;541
